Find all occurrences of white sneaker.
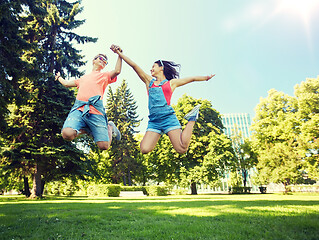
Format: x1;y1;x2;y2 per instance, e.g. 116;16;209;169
184;104;201;121
108;121;121;141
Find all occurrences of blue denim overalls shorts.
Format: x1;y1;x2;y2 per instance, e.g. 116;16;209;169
147;79;181;134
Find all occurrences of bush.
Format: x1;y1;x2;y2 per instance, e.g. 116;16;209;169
259;186;267;194
229;186;252;194
87;184;121;197
107;185;121;197
147;186;168;196
173;189;187;195
120;186;145;191
45;180;78;196
49;182;61;195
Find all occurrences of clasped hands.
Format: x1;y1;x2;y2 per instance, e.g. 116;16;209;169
110;44;122;53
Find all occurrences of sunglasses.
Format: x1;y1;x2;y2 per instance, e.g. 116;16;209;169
95;56;108;65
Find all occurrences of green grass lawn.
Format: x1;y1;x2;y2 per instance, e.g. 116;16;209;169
0;193;318;240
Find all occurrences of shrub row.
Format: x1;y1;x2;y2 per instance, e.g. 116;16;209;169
46;182;170;197
228;186;252;194
45;180;78;196
173;189;188;195
87;184;121;197
146;186;168;196
120;186;145;192
87;185;169;197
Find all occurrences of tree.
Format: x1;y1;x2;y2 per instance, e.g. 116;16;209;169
1;0;97;198
237;139;258;187
104;80;142;185
0;0;44;133
251;89;304;191
144;95;236;194
294;76;319;180
202;133;237;188
230;128;258;187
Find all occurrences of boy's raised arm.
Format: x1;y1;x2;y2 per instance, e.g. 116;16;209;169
55;72;77;88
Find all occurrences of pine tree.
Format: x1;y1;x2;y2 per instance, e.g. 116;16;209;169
1;0;97;198
105;80;142;185
0;0;44;133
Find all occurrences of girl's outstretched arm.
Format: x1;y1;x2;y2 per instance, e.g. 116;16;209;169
170;74;215;92
55;72;77;87
110;45;152;87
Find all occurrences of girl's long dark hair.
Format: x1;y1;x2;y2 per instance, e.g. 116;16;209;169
155;60;181;80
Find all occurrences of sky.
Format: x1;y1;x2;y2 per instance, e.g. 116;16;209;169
73;0;319;132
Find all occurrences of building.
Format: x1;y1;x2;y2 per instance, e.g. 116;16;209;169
221;113;251;140
219;113;256;191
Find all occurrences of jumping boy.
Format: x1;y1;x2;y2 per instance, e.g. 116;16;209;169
55;45;122;150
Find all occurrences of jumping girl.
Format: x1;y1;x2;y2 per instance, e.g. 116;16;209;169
111;45;215;154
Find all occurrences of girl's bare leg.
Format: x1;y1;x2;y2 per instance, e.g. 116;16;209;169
167;121;195;154
140;131;161;154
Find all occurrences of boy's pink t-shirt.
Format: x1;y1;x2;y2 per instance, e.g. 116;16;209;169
75;71;117;115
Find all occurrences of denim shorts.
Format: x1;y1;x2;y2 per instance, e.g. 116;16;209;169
146;112;181;134
62;109;109;142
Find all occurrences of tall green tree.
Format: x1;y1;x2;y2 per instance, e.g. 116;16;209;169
230;128;258;187
202;132;237;188
1;0;97;198
145;95;235;194
0;0;44;133
294;76;319;180
105;80;142;185
252;76;319;188
237;139;258;187
176;95;230;194
251;89;304;190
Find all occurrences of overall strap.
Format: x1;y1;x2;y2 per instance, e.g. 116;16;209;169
158;79;168;86
148;79;168;88
148;78;156;88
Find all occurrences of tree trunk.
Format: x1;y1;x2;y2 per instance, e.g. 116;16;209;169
128;169;132;186
242;169;248;187
30;164;43;198
41;180;45;195
123;175;127;186
283;179;290;194
190;182;197;195
23;176;31;197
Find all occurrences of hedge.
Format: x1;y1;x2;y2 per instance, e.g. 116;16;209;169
120;186;145;191
87;184;121;197
45;180;78;196
145;186;168;196
229;186;252;194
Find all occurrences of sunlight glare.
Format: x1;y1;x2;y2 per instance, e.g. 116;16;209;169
275;0;319;51
278;0;319;18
